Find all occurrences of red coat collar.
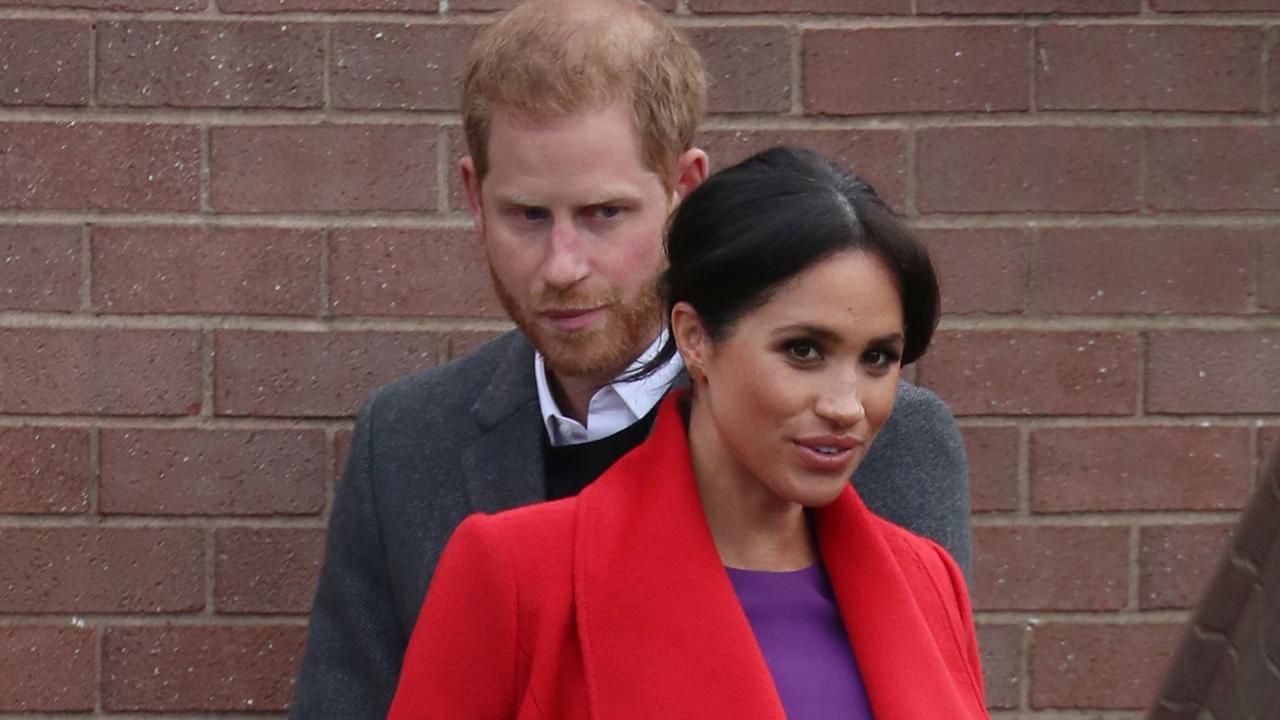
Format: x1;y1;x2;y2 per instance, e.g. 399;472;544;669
572;391;982;719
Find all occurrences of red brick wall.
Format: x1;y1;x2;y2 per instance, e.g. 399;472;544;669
0;2;1275;718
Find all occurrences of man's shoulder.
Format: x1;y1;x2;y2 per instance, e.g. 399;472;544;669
893;380;951;421
366;330;531;423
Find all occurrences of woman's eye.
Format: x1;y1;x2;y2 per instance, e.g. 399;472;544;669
784;341;821;362
864;349;901;371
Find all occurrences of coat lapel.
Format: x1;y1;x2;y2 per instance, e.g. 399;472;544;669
816;487;982;718
573;394;785;719
461;333;547;513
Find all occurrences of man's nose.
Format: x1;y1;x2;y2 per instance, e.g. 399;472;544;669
541;219;590;289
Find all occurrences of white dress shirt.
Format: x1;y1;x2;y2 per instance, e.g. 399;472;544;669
534;332;684;446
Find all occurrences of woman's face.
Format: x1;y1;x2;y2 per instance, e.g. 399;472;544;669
678;250;905;509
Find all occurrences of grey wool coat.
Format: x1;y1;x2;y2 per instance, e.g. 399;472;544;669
290;330;971;720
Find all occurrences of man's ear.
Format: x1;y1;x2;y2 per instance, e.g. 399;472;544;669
459;156;485;235
671;301;711;384
671;148;709;206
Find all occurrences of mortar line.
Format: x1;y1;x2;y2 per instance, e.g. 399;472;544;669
318;228;332;318
87;14;97;108
904;128;918;217
1127;525;1141;610
1027;23;1038;113
201;330;215;417
436;126;451;212
1017;423;1031;516
88;426;100;516
323;426;338;522
79;223;92;313
94;618;103;715
199;125;212;214
1018;617;1032;712
204;528;216;616
322;24;333;111
1135;330;1147;417
1137;123;1150;214
789;22;803;116
0;515;331;529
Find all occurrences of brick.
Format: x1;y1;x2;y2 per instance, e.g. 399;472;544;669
688;27;791;114
0;328;202;416
977;624;1024;709
214;330;439;417
918;127;1142;213
448;0;675;11
1148;127;1280;212
219;0;435;10
0;427;90;513
447;330;506;360
102;624;305;711
1261;237;1280;311
330;229;501;317
100;429;328;516
1146;331;1280;414
0;225;81;312
92;226;322;316
960;425;1020;512
97;21;323;109
920;228;1028;315
1037;25;1262;112
332;24;475;111
915;331;1138;416
803;27;1028;115
1031;427;1252;512
1141;524;1236;610
1030;623;1182;709
209;125;436;213
0;527;204;612
1263;426;1280;472
690;0;908;11
0;0;201;7
215;527;325;614
1029;227;1253;315
696;128;909;211
921;0;1138;11
973;526;1129;611
0;123;200;211
1152;0;1280;10
0;626;94;711
0;20;89;106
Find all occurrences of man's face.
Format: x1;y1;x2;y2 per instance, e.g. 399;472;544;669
461;101;677;382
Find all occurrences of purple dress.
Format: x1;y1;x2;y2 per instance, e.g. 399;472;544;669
726;565;875;720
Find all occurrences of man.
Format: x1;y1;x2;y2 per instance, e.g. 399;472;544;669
291;1;970;717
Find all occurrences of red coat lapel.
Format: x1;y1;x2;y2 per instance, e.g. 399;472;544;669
816;489;984;718
573;394;785;719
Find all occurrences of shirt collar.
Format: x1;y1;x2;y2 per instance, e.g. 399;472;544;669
534;331;684;446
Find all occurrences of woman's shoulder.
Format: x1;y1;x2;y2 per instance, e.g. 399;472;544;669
451;496;581;576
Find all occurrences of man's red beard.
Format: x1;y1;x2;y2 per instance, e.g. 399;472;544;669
490;266;663;381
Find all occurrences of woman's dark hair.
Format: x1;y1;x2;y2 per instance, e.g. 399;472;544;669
634;146;940;380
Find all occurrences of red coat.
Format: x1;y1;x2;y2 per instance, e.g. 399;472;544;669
388;394;988;719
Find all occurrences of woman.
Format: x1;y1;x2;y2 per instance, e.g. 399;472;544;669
388;147;988;719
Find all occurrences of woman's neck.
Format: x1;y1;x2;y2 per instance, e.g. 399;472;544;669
686;399;818;571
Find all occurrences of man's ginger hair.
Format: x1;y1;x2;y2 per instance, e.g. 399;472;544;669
462;0;707;192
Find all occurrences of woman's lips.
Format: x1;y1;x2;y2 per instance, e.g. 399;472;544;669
791;439;862;472
541;306;606;332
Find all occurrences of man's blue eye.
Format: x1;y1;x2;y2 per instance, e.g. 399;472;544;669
523;208;549;221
